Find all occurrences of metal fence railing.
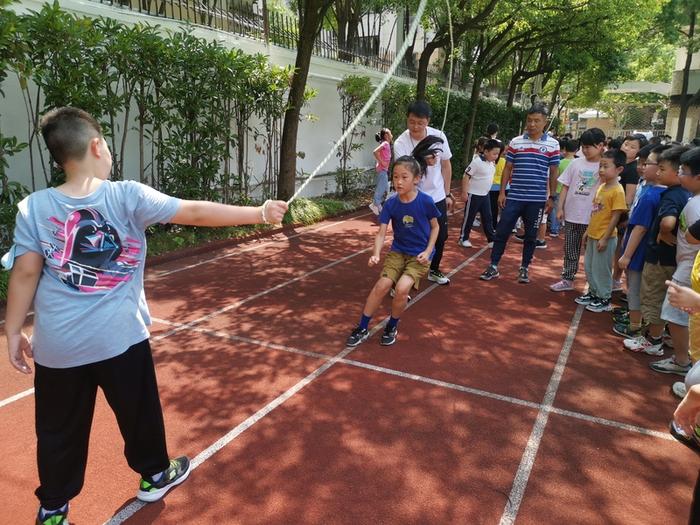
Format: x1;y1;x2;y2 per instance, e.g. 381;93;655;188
92;0;458;86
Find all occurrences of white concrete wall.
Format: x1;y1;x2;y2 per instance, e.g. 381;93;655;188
3;0;414;198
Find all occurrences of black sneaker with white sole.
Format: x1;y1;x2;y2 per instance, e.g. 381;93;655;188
428;270;450;285
346;326;369;347
517;266;529;283
380;325;398;345
480;265;499;281
137;456;191;503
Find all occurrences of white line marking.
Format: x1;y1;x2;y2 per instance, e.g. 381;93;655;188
105;241;464;525
148;211;372;279
0;387;34;408
499;304;585;525
155;319;675;443
152;246;373;342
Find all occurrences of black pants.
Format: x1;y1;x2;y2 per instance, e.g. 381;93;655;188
489;190;500;231
490;199;545;268
34;340;169;509
431;198;448;273
459;193;496;243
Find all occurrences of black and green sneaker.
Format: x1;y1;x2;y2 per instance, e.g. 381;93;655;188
36;505;69;525
136;456;191;503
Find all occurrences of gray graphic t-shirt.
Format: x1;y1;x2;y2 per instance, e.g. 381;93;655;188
13;180;180;368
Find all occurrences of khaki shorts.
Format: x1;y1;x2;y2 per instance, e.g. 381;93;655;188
381;251;429;290
640;262;675;325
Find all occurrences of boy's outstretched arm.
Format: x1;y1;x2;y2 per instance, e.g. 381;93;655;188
369;223;388;266
171;200;288;227
417;218;439;265
5;251;43;374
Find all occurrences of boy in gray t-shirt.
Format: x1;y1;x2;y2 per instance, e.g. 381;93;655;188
5;107;288;525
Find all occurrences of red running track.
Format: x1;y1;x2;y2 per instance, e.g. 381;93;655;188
0;204;697;524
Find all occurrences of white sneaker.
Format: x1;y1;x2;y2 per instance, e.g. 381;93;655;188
458;239;473;248
487;242;494;248
473;218;481;228
369;203;380;216
673;381;688;399
623;335;664;356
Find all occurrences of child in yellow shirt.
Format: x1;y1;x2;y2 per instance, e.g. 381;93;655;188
575;149;627;312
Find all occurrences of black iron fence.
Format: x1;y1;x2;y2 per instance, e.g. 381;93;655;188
91;0;457;85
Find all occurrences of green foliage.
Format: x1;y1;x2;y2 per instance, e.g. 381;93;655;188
336;74;374;195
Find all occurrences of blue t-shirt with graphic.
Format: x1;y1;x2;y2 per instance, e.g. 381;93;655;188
379;190;441;257
12;180;180;368
623;185;664;271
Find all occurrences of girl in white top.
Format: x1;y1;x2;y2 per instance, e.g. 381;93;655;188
458;139;501;248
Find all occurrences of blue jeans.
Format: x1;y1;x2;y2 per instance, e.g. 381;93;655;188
373;170;389;206
490;199;545;268
548;194;560;235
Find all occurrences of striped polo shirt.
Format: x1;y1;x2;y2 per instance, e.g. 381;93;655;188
505;133;560;202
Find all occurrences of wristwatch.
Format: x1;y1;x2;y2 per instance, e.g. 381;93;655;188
447;193;455;200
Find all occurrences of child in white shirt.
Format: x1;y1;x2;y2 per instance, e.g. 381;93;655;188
458;139;500;248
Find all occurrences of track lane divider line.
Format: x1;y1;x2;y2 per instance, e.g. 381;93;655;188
103;247;488;524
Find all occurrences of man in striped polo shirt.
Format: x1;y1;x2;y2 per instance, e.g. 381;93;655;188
480;105;560;283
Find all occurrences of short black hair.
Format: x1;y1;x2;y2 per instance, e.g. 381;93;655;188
651;144;671;155
486;122;499;135
680;147;700;176
637;144;654;159
564;139;579;152
623;133;648;149
406;100;432;119
579;128;606;147
526;104;548;117
659;145;690;169
40;107;103;168
484;138;501;151
602;148;626;168
608;137;623;150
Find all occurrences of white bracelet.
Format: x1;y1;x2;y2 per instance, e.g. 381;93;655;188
261;200;271;224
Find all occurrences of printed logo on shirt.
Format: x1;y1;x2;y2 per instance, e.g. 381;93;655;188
402;215;415;228
43;208;142;292
574;170;597;196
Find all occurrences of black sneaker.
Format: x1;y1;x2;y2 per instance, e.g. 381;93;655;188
346;326;369;347
574;292;596;305
535;239;547;249
428;269;450;285
480;265;499;281
517;266;530;283
36;505;69;525
586;298;612;312
612;322;640;338
380;325;398;346
137;456;191;503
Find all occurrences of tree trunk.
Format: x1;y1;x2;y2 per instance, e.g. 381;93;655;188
506;76;520;108
676;10;696;142
547;72;565;116
277;2;329;200
462;74;483;165
416;40;439;101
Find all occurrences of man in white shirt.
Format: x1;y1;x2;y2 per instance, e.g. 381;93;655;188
393;100;453;285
